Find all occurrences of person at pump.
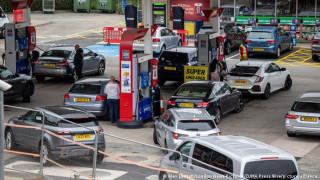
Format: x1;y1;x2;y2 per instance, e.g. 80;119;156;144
74;44;83;80
105;76;120;124
209;59;220;81
239;39;248;61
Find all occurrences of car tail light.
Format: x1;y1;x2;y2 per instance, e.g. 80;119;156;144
172;132;179;139
56;131;70;135
312;40;319;44
167;100;176;106
95;95;106;101
285;113;298;119
64;93;70;99
58;60;69;66
96;129;103;133
246;39;252;43
217;132;222;136
153;38;160;43
34;60;41;65
255;75;264;83
197;102;209;108
261;157;278;160
266;40;276;44
192;119;200;122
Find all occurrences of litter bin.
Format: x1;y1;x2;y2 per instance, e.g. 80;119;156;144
96;0;116;12
42;0;55;13
74;0;90;13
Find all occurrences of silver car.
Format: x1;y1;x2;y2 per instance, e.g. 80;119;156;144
5;106;106;165
64;78;112;120
153;108;221;150
34;46;106;82
286;91;320;137
133;27;181;54
312;32;320;61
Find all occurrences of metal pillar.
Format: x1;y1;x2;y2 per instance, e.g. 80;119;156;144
275;0;277;18
234;0;236;23
254;0;257;19
316;0;317;18
296;0;298;18
0;90;4;180
143;0;152;56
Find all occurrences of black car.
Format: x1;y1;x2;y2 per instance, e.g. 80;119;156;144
0;66;34;102
167;81;243;124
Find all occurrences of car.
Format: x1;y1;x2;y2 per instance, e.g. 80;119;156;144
0;7;9;39
64;78;112;120
246;26;293;58
33;46;106;82
0;65;34;102
158;47;197;85
159;135;300;180
167;81;243;124
220;4;252;23
153;108;221;150
5;106;106;165
195;23;247;55
133;27;181;54
286;91;320;137
311;32;320;61
227;61;292;99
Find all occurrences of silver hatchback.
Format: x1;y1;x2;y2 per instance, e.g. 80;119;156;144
286;91;320;137
153;108;221;150
312;32;320;61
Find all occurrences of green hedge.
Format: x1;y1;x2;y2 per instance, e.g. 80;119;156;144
2;0;73;12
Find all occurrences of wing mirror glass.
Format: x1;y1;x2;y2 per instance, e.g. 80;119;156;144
15;73;19;77
169;152;180;161
281;67;286;71
94;53;98;56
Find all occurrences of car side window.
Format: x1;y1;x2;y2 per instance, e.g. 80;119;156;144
192;143;233;176
0;67;14;79
217;83;230;94
45;114;59;126
24;111;42;123
271;63;281;71
265;65;274;73
83;48;91;57
162;111;174;127
165;29;174;36
212;83;222;96
160;30;165;37
177;141;193;162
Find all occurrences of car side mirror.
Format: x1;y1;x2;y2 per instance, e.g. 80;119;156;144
281;67;286;71
169;153;180;161
94;53;98;57
15;73;19;77
18;115;24;121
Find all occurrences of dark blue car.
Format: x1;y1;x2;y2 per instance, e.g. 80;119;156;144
247;27;293;58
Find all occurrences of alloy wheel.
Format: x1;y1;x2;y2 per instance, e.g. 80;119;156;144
98;62;105;75
215;109;221;124
235;98;244;113
42;144;49;164
6;132;12;149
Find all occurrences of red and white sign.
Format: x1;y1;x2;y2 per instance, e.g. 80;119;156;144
170;0;210;21
28;26;36;51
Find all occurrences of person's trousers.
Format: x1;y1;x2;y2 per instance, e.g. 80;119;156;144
107;99;119;123
75;66;83;80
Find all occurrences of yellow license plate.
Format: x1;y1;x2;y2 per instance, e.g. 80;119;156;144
164;66;176;71
44;63;55;67
180;103;194;108
75;134;92;140
234;80;247;84
301;117;317;122
139;40;144;43
253;48;264;51
75;97;90;102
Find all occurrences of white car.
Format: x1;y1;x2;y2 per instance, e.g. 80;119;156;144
227;61;292;99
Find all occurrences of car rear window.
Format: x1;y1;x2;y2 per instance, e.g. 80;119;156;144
175;86;210;98
160;52;189;64
248;31;273;39
60;117;99;128
41;50;71;58
230;66;260;76
178;120;216;131
69;84;101;94
291;101;320;113
243;160;298;180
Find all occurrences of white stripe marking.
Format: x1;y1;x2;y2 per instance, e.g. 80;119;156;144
226;53;239;60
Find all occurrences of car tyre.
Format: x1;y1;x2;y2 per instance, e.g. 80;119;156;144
234;97;244;113
262;84;271;100
5;129;17;150
225;41;231;55
276;47;281;58
312;54;319;61
287;131;296;137
214;108;221;124
98;61;105;75
42;142;53;166
0;29;5;39
283;76;292;90
22;84;31;103
36;75;45;82
289;41;293;51
90;154;105;164
153;127;159;145
159;171;169;180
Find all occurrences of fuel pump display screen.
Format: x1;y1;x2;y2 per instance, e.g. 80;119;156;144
153;3;166;27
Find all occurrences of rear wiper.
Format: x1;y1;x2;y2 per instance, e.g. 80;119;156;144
186;129;199;131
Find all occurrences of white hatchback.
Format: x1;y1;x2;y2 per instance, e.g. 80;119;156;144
227;61;292;99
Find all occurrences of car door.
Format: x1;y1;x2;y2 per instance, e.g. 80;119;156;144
225;83;239;111
0;67;21;98
164;28;175;48
270;63;284;90
15;111;40;148
219;83;235;113
86;49;100;74
26;111;44;151
82;48;91;74
281;30;291;50
215;83;233;114
157;111;169;147
265;64;281;92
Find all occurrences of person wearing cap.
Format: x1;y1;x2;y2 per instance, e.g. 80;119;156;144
104;76;120;124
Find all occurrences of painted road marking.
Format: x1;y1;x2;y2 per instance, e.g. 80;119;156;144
226;53;239;60
275;49;320;68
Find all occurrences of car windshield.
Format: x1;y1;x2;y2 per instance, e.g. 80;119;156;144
41;50;71;58
230;66;260;76
248;31;273;39
160;52;188;64
175;85;210;98
60;117;99;128
178;120;216;131
244;160;298;180
291;102;320;113
69;84;101;94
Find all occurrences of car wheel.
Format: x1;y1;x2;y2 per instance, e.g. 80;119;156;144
214;108;221;124
71;70;78;82
5;129;17;150
36;75;45;82
98;61;105;75
0;29;4;39
312;54;319;61
153;127;159;145
42;142;52;166
163;140;168;154
289;41;293;51
22;84;31;103
287;131;296;137
225;42;231;55
262;84;271;100
159;171;169;180
178;40;182;46
90;154;105;164
234;97;244;113
283;76;292;90
276;47;281;58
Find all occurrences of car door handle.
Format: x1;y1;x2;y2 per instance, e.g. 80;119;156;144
189;166;194;170
183;164;187;168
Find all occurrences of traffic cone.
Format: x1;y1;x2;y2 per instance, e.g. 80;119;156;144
160;95;164;114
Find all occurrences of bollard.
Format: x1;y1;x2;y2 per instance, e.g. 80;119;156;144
74;173;80;180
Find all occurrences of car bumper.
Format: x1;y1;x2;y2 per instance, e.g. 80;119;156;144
51;144;105;158
34;67;71;77
248;46;277;54
133;44;161;53
64;102;107;117
229;84;263;95
286;125;320;136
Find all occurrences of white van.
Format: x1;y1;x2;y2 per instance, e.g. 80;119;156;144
0;7;9;38
159;135;299;180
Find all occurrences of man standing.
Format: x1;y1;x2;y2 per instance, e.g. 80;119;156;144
239;39;248;61
74;44;83;81
105;76;120;124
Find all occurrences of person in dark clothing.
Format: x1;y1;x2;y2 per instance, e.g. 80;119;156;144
74;44;83;81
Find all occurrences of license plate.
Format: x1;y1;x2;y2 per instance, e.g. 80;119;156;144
75;134;92;140
164;66;176;71
139;39;144;43
180;103;194;108
74;97;90;102
44;63;55;67
234;80;247;84
301;117;317;122
253;48;264;51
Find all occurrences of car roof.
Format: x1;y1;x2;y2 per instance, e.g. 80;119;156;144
189;135;289;158
47;46;75;51
297;91;320;102
251;26;279;32
164;47;197;54
236;60;270;67
170;108;211;120
183;81;218;87
76;78;110;85
36;106;95;118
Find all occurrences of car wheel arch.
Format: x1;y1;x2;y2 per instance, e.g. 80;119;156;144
28;81;35;96
38;137;51;151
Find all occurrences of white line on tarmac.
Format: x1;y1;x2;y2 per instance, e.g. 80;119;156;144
226;53;239;60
